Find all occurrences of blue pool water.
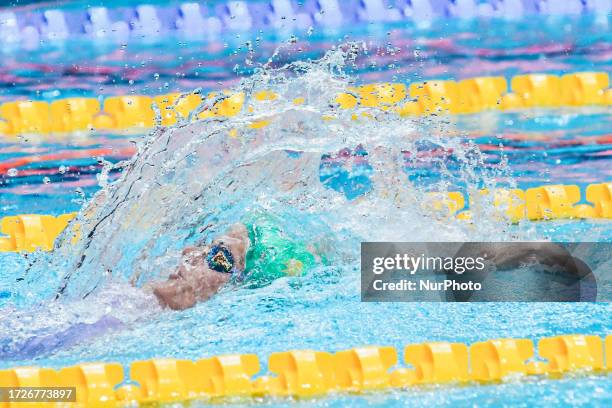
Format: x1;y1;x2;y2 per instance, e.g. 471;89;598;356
0;9;611;408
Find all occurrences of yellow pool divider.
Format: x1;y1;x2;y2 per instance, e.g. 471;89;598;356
0;334;609;406
0;72;610;136
0;182;610;253
0;213;76;252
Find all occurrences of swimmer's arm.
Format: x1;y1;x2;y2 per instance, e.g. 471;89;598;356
152;277;197;310
486;243;579;271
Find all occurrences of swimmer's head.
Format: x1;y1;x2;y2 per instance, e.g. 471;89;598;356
152;223;250;310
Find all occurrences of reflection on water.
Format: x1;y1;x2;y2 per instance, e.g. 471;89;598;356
0;17;609;102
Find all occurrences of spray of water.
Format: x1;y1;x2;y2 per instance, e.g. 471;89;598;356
0;45;534;360
37;45;532;300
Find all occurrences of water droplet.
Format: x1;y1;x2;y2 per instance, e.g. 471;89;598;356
59;165;67;174
7;168;18;177
43;177;51;184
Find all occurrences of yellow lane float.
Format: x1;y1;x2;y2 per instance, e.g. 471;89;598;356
0;72;610;136
0;334;609;406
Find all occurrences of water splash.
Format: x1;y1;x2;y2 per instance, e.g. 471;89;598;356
20;45;524;307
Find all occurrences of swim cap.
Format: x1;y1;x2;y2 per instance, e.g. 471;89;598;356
242;212;317;286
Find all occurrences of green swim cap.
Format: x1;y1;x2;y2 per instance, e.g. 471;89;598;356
243;212;317;285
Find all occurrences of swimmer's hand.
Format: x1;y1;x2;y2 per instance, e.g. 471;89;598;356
480;243;582;272
458;242;591;277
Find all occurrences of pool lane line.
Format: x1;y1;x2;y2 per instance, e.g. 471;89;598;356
0;147;136;175
0;72;610;137
0;334;609;404
3;0;610;52
0;182;611;253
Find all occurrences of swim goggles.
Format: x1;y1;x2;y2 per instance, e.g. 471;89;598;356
206;244;235;274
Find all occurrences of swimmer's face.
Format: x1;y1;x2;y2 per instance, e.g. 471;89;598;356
152;223;250;310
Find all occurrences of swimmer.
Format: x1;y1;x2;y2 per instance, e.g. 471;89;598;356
150;212;324;310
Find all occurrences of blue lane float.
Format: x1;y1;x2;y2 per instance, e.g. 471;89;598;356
0;0;611;49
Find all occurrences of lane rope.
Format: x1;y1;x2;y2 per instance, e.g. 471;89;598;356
2;0;609;51
0;182;610;253
0;334;610;405
0;71;610;137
